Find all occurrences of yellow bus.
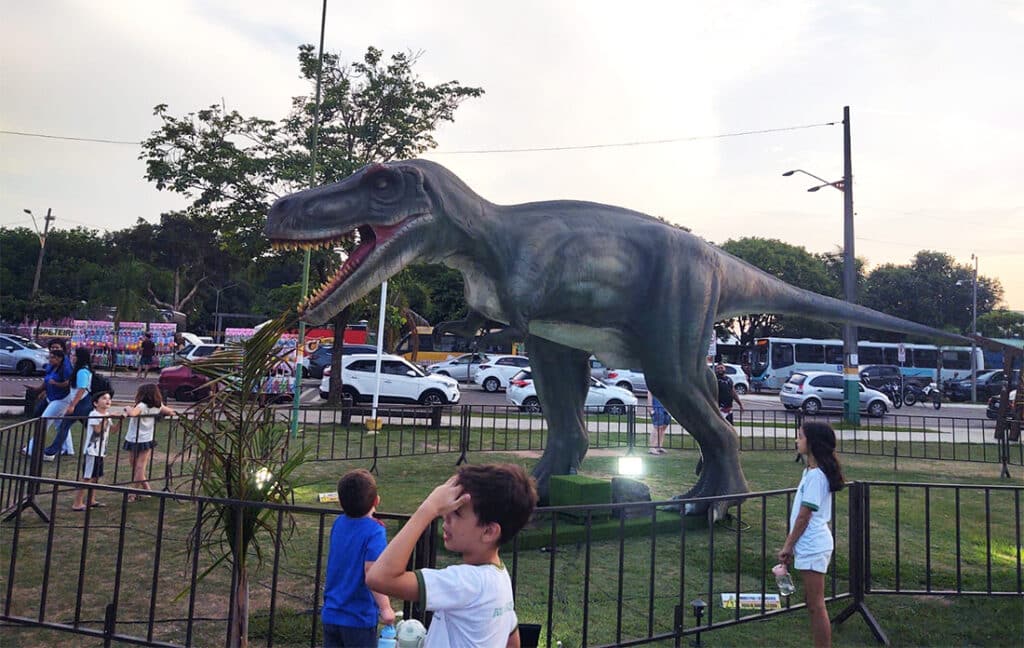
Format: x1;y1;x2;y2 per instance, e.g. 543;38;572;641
395;326;520;365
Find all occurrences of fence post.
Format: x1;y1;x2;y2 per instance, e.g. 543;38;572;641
793;412;804;463
456;405;471;465
2;418;50;523
626;405;636;455
834;482;889;645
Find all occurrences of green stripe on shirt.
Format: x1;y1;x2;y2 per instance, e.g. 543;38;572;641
414;569;426;609
801;501;819;511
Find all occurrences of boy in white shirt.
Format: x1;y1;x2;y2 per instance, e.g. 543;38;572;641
73;390;121;511
367;464;537;648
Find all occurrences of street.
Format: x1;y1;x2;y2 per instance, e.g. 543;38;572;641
0;373;991;421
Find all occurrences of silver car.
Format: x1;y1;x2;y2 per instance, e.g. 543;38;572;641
779;371;891;417
0;334;49;375
602;367;649;397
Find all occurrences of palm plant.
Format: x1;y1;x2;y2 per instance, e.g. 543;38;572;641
176;312;307;648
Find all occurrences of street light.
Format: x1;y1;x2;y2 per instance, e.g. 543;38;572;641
956;253;978;402
213;282;240;343
781;107;859;425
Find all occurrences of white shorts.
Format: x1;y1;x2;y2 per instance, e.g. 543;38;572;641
795;550;832;574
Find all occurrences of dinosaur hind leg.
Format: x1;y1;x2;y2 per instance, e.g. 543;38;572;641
525;335;592;501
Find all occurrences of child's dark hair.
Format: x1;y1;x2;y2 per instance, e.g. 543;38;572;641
92;389;113;401
456;463;538;544
135;383;164;408
802;422;845;492
73;347;92;370
337;469;378;518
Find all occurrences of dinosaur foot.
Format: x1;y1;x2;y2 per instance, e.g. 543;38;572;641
673;453;750;520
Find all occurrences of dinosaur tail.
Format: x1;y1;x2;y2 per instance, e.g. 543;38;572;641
716;252;973;345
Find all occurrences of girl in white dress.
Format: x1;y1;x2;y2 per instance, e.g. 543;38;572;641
123;383;176;501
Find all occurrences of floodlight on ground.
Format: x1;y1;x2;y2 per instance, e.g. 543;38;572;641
617;456;644;476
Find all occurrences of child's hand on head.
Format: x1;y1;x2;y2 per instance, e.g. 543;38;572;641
422;476;470;517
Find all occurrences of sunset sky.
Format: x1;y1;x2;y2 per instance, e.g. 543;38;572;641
2;0;1021;308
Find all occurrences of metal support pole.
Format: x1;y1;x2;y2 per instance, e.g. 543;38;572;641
834;482;889;645
842;106;860;425
970;254;978;403
290;0;328;438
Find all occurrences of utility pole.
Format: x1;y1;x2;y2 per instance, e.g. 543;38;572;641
971;253;978;403
842;106;860;425
25;208;54;295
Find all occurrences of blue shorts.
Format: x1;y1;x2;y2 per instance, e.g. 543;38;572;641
651;409;671;426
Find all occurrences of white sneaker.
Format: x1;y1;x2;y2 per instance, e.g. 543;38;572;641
42;454;55;462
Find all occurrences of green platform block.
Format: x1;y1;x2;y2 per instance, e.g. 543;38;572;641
549;474;612;522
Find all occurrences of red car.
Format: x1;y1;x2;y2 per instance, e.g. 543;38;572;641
158;365;211;402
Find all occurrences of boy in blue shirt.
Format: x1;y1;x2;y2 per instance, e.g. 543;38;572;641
322;469;395;647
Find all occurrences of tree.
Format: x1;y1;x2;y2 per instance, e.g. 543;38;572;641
717;237;841;345
861;251;1003;339
977;310;1024;338
140;45;483;401
178;314;307;648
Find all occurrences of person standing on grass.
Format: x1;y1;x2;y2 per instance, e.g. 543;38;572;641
122;384;176;500
649;394;670;454
321;469;396;647
45;347;94;461
367;464;537;648
23;347;74;457
137;332;157;379
777;422;845;648
72;390;121;511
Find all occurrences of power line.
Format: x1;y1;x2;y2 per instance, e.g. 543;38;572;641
431;122;838;154
1;121;837;154
0;129;139;145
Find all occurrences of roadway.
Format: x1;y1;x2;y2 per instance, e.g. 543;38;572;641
0;373;990;421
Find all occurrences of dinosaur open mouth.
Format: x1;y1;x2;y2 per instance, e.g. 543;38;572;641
270;215;422;314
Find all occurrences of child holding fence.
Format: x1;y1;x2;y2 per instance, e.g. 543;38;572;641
122;384;176;501
777;422;845;648
72;390;121;511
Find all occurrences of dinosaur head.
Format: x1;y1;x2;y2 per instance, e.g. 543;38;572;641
265;162;436;324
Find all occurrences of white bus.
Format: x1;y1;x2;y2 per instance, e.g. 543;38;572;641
749;337;984;390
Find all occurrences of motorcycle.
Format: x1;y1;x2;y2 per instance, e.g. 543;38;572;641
876;381;903;409
903;381;942;409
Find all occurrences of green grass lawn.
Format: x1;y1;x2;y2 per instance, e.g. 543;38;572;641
1;418;1022;647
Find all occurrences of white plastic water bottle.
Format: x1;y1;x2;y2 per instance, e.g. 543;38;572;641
378;624;397;648
772;563;796;596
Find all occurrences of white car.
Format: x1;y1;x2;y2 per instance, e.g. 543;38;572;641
0;334;49;375
177;343;224;362
506;369;638;414
320;353;460;406
473;355;531;392
426;353;491;382
717;363;750;395
779;371;891;417
602;368;649;396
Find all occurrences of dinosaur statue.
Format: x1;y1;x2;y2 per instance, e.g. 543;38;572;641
265;159;970;510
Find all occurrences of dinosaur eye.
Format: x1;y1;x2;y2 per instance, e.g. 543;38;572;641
374;176;390;190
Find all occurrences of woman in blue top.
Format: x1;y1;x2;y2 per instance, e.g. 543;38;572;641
24;348;75;456
45;347;94;461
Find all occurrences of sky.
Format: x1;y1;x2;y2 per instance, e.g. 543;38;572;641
2;0;1022;309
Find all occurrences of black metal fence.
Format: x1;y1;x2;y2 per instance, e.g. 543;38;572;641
1;471;1021;647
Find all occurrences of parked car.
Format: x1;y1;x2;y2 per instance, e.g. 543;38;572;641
303;343;379;379
779;371;892;417
602;368;649;396
426;353;492;382
507;369;638;414
473;355;531;392
858;364;904;390
943;370;1017;402
717;363;750;395
177;343;224;362
0;334;49;375
986;390;1021;420
320;353;460;406
159;364;211;402
589;356;610;381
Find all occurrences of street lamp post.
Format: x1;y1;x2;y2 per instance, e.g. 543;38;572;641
957;255;979;402
213;282;239;343
782;106;859;424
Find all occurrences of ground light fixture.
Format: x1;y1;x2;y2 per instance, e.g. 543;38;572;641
616;455;644;476
691;598;707;647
